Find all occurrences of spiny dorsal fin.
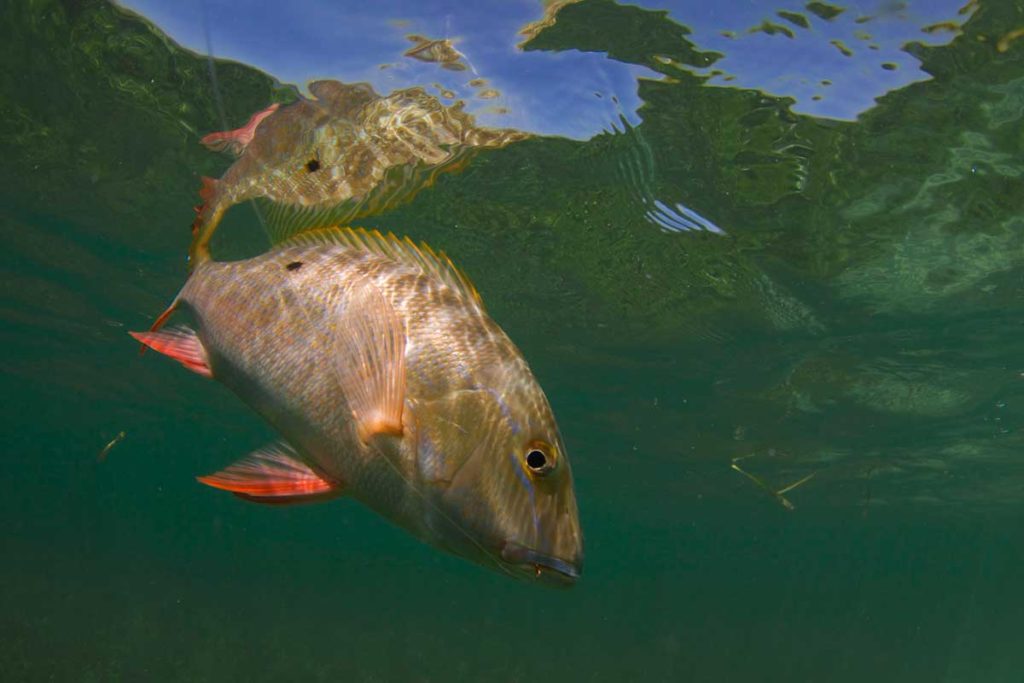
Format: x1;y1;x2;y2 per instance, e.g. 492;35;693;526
283;227;484;309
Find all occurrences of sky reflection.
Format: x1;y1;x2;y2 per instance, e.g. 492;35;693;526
118;0;972;139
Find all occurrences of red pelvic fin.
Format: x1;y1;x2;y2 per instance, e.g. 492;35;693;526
197;443;341;505
130;327;212;378
200;102;279;155
149;300;178;332
136;298;179;356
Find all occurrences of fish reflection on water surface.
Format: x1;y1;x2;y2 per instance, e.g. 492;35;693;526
189;79;528;263
133;228;582;586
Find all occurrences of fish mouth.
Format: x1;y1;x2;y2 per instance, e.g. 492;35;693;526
500;541;582;586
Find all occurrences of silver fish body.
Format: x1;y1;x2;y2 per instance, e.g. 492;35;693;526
143;228;582;585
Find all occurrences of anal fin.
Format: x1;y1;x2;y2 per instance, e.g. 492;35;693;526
130;326;212;378
198;442;342;505
334;282;407;443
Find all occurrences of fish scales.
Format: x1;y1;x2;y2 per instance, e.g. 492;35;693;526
185;244;489;513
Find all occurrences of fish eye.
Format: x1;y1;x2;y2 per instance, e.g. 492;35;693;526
526;450;546;469
524;442;555;475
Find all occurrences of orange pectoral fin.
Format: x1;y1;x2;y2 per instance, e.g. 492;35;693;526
130;327;212;378
333;282;407;444
197;443;342;505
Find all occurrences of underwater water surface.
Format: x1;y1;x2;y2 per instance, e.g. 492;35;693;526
2;0;1023;680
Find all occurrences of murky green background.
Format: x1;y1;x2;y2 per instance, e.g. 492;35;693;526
2;0;1022;680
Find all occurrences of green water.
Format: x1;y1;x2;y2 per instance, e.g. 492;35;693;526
2;0;1023;680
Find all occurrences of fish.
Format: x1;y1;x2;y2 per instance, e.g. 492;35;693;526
190;80;528;264
132;227;583;586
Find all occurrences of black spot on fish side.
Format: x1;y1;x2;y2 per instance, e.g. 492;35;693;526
306;159;320;173
286;261;303;271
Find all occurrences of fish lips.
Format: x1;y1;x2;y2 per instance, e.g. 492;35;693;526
500;541;582;587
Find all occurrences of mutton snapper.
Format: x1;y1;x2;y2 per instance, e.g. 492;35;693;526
132;227;582;585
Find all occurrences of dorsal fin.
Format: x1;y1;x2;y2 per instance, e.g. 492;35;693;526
283;227;484;309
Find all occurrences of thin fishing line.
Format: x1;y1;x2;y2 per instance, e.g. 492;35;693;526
201;1;228;132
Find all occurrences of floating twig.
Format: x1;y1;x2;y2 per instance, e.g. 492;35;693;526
731;455;815;510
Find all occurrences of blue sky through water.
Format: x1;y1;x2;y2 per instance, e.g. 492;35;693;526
118;0;971;138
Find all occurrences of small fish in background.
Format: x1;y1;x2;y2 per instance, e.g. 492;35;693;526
132;227;583;586
97;431;126;463
189;80;528;264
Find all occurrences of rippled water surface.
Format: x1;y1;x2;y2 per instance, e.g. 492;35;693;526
2;0;1023;680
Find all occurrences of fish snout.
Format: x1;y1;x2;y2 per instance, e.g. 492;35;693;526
501;540;583;587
